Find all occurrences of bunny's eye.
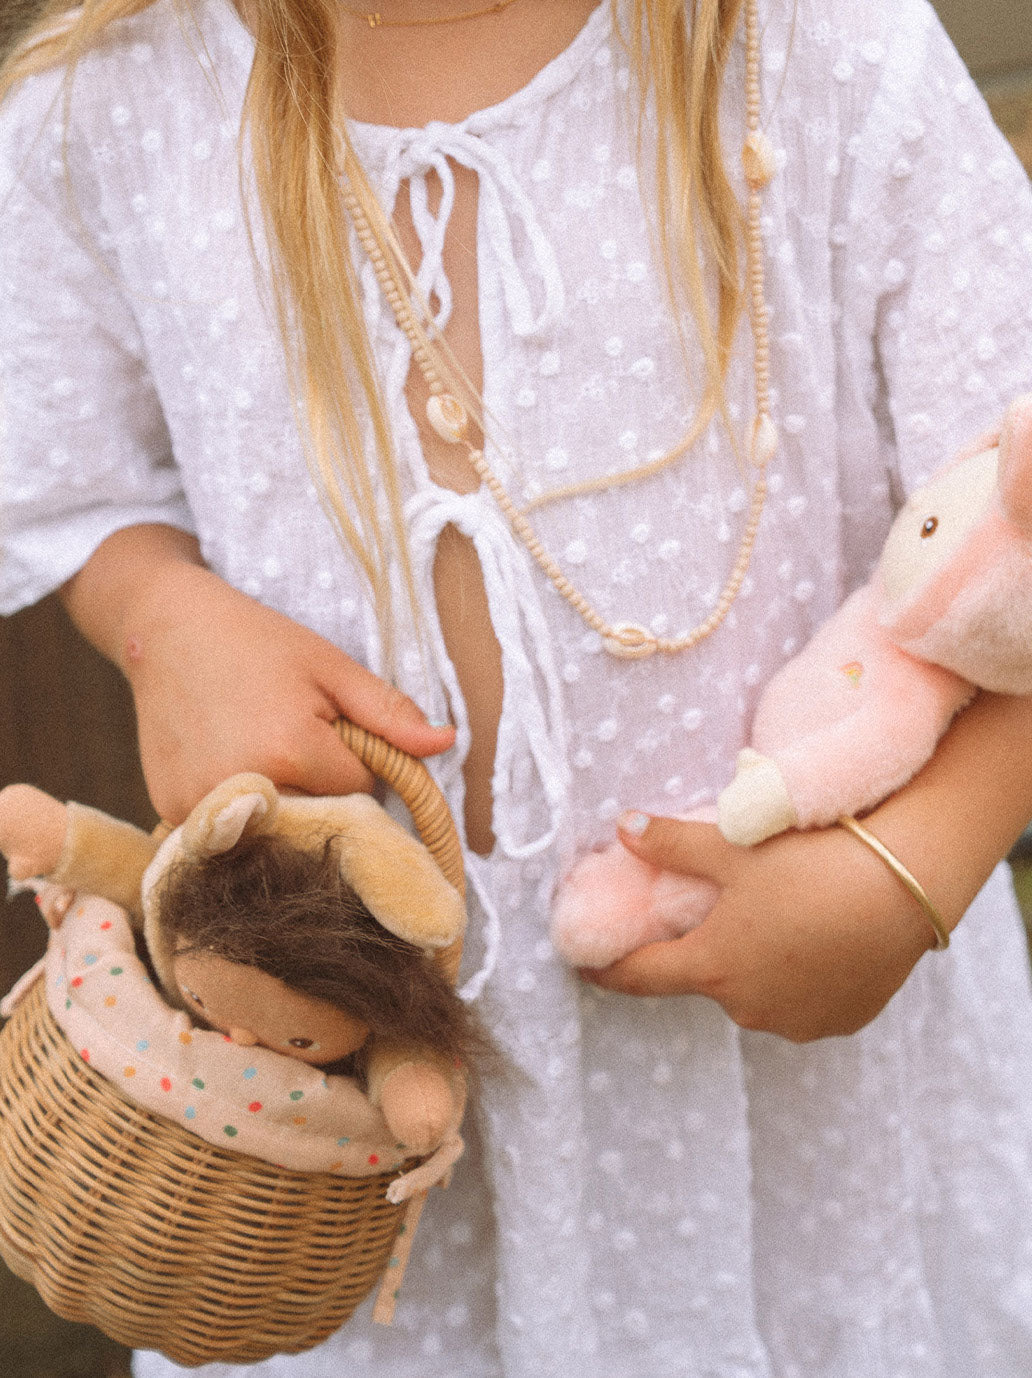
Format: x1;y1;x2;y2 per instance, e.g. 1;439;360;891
921;516;938;538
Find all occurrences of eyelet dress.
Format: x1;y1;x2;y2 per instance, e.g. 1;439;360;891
4;2;1032;1375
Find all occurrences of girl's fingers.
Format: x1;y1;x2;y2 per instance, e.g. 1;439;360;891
315;650;456;759
579;813;741;997
581;929;719;998
270;721;379;798
616;811;739;884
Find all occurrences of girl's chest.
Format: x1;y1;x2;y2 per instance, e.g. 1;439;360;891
92;85;878;813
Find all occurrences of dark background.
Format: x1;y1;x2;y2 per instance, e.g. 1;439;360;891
1;2;1031;1375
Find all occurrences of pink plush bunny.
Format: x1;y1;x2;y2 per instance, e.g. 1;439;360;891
553;395;1032;969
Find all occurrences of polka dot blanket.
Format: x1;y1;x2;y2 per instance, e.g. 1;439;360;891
24;893;432;1179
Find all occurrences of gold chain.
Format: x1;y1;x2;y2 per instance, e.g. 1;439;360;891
340;0;777;659
342;0;522;28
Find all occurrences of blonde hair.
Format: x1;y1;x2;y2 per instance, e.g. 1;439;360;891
1;0;747;658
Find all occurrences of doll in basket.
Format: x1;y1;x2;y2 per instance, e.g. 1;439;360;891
0;771;480;1155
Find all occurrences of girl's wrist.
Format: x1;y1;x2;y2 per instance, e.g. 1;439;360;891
860;690;1032;937
837;814;950;952
116;557;221;685
60;523;208;678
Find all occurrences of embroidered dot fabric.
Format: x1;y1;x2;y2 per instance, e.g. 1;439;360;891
4;1;1032;1375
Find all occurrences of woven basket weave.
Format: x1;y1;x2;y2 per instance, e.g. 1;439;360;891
0;722;465;1366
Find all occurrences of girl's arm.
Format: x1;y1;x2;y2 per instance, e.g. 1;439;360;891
59;524;455;824
584;690;1032;1041
586;6;1032;1041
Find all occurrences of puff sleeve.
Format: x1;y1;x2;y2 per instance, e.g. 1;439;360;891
0;69;195;615
831;0;1032;496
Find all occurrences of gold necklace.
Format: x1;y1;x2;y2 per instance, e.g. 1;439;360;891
341;0;777;659
342;0;522;28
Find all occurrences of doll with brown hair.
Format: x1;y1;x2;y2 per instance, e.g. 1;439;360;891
0;773;475;1154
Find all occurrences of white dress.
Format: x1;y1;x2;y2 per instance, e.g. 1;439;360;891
4;1;1032;1374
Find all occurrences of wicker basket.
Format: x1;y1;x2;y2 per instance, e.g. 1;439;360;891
0;722;465;1366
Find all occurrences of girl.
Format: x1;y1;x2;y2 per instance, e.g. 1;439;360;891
3;1;1032;1376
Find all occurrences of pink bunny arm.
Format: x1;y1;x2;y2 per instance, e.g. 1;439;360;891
748;586;974;828
768;676;973;829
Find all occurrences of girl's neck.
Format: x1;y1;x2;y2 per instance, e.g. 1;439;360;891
237;0;601;129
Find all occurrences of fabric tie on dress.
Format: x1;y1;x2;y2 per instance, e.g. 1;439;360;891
348;118;570;998
405;486;570;1000
377;121;565;340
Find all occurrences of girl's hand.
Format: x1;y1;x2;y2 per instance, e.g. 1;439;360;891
583;689;1032;1042
124;562;454;824
581;813;941;1043
60;527;455;825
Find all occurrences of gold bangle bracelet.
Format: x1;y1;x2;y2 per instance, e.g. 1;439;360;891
838;815;950;952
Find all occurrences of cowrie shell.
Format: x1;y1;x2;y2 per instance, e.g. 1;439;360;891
426;393;469;444
603;622;658;659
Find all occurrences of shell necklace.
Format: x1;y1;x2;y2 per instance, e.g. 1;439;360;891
341;0;777;659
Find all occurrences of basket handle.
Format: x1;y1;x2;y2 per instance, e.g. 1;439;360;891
333;719;465;987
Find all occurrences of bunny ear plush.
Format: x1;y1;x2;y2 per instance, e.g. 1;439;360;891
179;773;281;858
140;776;465;1010
274;793;466;952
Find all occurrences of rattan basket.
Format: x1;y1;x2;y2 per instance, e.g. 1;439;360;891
0;722;465;1366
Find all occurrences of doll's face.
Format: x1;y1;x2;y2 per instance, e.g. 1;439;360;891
172;949;370;1065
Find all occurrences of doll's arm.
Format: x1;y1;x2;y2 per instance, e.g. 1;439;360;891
366;1041;461;1155
0;784;158;916
718;666;972;846
0;785;68;881
716;585;974;845
52;803;160;915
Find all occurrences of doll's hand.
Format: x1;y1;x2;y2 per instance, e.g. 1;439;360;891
0;785;69;881
104;544;454;824
581;813;942;1042
34;883;76;930
378;1060;456;1155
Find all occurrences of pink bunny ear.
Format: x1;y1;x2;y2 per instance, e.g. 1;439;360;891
997;394;1032;535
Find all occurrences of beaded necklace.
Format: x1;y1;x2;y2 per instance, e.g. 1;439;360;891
340;0;777;659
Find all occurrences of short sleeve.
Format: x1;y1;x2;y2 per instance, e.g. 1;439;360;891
0;69;195;615
833;0;1032;494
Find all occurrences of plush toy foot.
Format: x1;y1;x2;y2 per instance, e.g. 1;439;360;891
551;843;718;969
717;749;798;846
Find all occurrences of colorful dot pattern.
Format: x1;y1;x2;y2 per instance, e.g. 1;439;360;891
40;893;443;1179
